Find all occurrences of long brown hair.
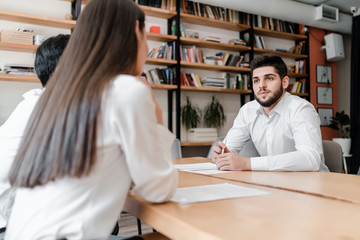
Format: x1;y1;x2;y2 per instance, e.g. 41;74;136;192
9;0;145;188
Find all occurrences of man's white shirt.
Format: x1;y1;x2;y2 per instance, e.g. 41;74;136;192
225;92;329;171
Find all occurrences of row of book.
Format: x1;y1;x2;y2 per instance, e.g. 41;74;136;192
143;67;176;85
288;60;306;74
253;15;299;34
288;80;306;94
180;0;250;25
147;42;176;60
2;64;35;75
180;72;202;87
136;0;175;11
180;45;204;63
204;53;249;68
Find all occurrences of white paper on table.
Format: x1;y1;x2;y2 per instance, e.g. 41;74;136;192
175;162;230;174
171;183;269;204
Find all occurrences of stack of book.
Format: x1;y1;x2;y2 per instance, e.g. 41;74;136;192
3;64;35;75
188;128;218;142
201;77;226;88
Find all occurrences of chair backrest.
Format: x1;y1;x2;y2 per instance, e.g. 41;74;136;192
171;138;182;159
207;137;259;158
322;140;343;173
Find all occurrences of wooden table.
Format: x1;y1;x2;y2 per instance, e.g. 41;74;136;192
174;157;360;205
124;162;360;240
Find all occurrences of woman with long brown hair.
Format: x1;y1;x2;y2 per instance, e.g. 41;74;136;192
5;0;177;239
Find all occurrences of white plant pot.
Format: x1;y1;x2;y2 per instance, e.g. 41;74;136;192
332;138;351;155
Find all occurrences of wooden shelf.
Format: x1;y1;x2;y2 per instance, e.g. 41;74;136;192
180;13;250;32
0;9;76;29
253;27;307;41
146;58;177;66
254;48;307;59
180;37;251;52
288;72;308;78
0;42;38;53
181;141;213;147
150;84;177;90
290;92;309;97
181;86;252;94
140;5;176;19
147;32;177;42
181;61;251;73
0;73;39;83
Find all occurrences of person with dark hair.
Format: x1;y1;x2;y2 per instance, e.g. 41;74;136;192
4;0;177;239
0;34;70;240
34;34;70;87
212;53;329;172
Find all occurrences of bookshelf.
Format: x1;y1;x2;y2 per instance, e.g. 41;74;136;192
1;0;311;145
0;9;76;29
181;141;212;147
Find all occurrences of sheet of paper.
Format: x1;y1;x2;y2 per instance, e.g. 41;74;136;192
175;162;230;174
171;183;269;204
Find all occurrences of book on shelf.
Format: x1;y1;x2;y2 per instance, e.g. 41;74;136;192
203;36;221;43
228;38;247;46
180;45;203;63
180;0;249;24
136;0;175;11
288;79;306;94
288;60;306;74
180;72;201;87
147;42;175;60
143;67;175;85
253;15;299;34
3;64;35;76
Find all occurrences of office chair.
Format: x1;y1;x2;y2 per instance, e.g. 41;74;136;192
207;137;259;158
322;140;344;173
171;138;182;159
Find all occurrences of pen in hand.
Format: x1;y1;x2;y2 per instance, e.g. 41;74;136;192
221;139;226;154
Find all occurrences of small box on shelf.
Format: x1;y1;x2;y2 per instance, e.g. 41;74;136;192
0;30;33;45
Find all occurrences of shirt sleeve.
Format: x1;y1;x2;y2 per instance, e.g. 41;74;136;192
251;103;323;171
111;78;178;202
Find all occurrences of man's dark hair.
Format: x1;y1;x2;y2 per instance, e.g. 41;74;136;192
35;34;70;87
250;53;288;79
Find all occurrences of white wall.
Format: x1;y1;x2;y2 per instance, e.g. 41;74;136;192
0;0;71;124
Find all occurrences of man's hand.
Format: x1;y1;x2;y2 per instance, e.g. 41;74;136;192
214;152;251;171
211;141;228;163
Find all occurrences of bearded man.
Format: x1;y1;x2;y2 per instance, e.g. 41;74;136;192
212;53;329;172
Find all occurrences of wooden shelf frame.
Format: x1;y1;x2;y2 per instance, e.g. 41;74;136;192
180;13;250;32
0;9;76;29
253;27;307;41
146;58;177;66
254;48;308;59
150;84;177;90
180;61;251;73
0;73;39;83
181;141;213;147
0;42;38;53
288;72;308;78
180;37;251;52
147;32;177;42
140;5;176;19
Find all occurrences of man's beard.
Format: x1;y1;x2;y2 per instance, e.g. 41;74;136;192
254;83;284;108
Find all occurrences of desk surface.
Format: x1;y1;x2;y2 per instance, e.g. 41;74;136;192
174;157;360;205
125;170;360;240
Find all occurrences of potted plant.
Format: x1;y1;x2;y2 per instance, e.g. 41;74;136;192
203;96;226;129
181;96;201;131
329;111;351;155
